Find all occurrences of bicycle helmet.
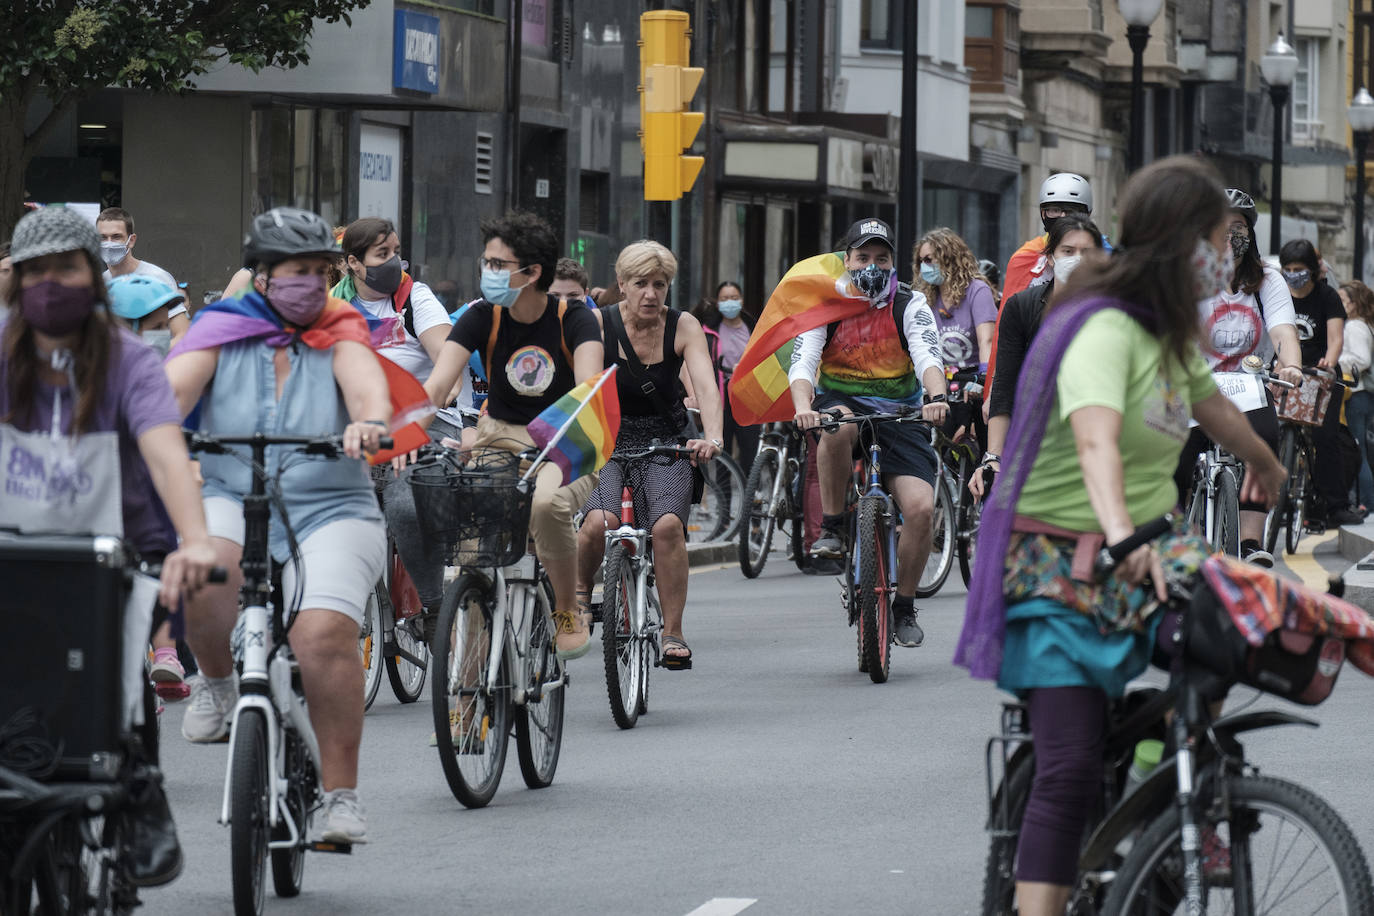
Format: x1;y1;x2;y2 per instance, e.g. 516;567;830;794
1225;188;1257;226
1039;173;1093;214
8;206;102;265
977;258;1001;287
107;275;184;321
242;206;340;269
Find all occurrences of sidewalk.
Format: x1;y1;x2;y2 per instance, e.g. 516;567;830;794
1335;519;1374;608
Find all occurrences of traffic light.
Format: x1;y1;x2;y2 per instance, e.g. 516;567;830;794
639;10;705;201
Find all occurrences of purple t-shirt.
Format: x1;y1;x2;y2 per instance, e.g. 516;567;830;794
932;277;998;370
0;325;181;553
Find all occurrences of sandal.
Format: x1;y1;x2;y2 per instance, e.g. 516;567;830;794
576;585;594;634
659;634;693;670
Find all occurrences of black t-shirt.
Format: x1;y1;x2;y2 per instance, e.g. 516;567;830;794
449;294;602;424
1291;281;1344;366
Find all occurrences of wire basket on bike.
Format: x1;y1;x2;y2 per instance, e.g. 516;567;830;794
408;448;532;567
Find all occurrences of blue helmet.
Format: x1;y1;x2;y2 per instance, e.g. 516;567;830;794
107;275;184;321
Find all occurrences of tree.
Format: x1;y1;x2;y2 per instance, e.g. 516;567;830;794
0;0;372;235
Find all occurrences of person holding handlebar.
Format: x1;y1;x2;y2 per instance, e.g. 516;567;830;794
956;157;1285;916
165;207;391;845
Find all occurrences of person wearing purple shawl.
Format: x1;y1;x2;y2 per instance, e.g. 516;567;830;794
955;157;1286;914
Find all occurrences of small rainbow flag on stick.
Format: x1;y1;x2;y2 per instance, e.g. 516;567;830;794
526;366;622;486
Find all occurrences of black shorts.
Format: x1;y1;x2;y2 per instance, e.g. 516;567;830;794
813;391;939;486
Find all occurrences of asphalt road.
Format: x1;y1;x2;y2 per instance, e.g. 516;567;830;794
142;549;1374;916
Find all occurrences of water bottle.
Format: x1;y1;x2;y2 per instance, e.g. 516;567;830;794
1124;738;1165;798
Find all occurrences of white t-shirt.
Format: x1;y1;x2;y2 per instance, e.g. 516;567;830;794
1196;266;1297;371
103;260;187;318
350;280;449;382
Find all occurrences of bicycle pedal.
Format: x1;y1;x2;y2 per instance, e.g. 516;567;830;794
308;841;353;854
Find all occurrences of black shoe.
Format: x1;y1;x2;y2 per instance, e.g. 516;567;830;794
1328;507;1366;527
804;557;843;576
125;769;183;887
809;527;845;559
893;604;924;648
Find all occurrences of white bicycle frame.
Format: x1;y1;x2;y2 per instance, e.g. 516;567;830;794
1190;446;1243;554
474;554;566;707
603;523;662;656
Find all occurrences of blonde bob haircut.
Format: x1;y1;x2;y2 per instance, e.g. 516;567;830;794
615;239;678;283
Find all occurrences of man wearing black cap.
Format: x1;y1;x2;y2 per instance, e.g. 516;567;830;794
788;218;948;647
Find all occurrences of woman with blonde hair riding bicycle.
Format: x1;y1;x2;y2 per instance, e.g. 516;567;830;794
956;156;1285;916
574;240;724;669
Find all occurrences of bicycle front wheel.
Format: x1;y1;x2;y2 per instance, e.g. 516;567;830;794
1287;445;1310;555
360;583;385;711
431;573;510;809
516;576;564;789
1104;774;1374;914
1213;469;1241;557
856;495;892;683
601;544;646;729
270;730;310;897
738;449;779;578
1265;427;1299;554
915;470;956;599
958;484;983;589
385;615;429;705
230;709;269;916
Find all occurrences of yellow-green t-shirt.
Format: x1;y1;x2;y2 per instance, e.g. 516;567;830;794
1015;309;1217;531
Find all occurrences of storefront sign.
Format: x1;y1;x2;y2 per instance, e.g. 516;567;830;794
359;123;404;222
393;9;440;94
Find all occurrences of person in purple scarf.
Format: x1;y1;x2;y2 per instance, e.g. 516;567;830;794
955;156;1286;914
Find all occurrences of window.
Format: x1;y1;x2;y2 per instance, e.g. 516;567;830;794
861;0;902;50
965;2;1020;95
250;106;346;221
578;171;608;234
1291;37;1319;142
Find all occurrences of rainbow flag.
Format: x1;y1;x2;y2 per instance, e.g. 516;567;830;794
728;252;870;425
526;367;622;486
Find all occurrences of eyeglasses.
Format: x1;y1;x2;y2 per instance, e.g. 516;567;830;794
479;256;524;272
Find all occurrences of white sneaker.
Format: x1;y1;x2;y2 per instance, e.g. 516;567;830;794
319;789;367;845
181;675;237;743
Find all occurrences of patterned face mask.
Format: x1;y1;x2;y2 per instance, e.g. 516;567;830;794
1228;227;1251;260
1194;238;1234;300
849;263;895;303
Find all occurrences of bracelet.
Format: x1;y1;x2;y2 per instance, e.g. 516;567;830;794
981;453;1001;465
361;419;389;427
709;438;723;448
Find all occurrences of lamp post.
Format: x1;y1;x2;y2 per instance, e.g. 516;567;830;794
1348;87;1374;281
1118;0;1163;173
1261;34;1299;256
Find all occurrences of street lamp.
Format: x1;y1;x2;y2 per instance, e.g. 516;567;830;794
1348;87;1374;281
1119;0;1164;173
1261;33;1299;255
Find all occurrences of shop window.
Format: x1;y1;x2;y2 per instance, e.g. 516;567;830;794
250;106;346;224
965;1;1020;95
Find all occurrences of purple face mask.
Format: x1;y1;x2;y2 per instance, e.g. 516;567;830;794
20;281;97;336
266;274;328;327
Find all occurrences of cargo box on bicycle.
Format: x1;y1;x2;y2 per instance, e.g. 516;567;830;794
408;448;533;568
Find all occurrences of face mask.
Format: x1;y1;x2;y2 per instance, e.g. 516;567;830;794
849;264;895;303
20;281;97;336
1193;238;1234;301
1228;228;1250;261
99;242;129;267
1052;254;1083;286
717;298;743;319
266;274;328;327
919;262;944;286
1283;269;1311;289
480;267;529;308
141;328;172;357
363;255;403;296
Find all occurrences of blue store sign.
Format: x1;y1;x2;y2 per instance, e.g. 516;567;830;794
393;9;440;94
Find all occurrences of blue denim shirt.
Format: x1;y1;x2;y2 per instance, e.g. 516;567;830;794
199;340;380;559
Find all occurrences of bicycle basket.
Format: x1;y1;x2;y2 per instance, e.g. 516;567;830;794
407;448;532;567
1272;374;1335;427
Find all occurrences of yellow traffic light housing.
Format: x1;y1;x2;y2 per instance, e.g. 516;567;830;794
639;11;705;201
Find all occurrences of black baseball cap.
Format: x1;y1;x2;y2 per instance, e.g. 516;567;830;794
843;217;894;252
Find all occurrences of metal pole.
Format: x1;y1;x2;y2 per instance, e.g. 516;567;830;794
1270;85;1289;256
898;1;920;282
1357;130;1370;282
1127;25;1149;174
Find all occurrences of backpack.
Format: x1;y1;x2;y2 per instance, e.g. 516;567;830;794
824;283;917;349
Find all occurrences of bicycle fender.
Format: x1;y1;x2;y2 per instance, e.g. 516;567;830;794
1077;711;1316;872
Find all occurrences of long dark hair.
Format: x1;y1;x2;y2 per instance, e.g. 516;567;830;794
2;252;117;435
1056;155;1227;369
1045;216;1103;256
1230;214;1265;296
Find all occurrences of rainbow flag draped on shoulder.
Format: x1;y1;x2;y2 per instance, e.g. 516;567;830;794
728;253;869;425
526;367;621;486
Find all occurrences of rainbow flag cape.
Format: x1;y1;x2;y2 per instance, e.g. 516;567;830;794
728;253;869;425
168;291;433;463
526;366;622;486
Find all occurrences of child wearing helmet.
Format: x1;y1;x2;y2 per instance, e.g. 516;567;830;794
107;275;185;358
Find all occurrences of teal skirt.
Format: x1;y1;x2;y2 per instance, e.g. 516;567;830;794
997;597;1163;698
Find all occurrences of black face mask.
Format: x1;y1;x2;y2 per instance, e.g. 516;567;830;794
363;255;403;296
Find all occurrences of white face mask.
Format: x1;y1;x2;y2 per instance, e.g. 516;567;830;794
141;329;172;358
1052;254;1082;286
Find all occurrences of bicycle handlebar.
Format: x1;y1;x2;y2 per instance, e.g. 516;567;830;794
817;406;929;430
1092;514;1174;580
185;431;394;456
611;442;697;462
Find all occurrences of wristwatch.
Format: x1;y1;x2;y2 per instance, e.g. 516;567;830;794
923;392;947;405
981;452;1001;465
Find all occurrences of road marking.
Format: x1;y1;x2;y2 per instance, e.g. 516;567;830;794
684;899;757;916
1282;530;1339;591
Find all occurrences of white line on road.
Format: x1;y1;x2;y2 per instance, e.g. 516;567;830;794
684;898;758;916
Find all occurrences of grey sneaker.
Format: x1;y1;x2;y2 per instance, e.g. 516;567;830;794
893;607;925;648
319;788;367;845
181;675;237;743
809;527;845;559
1242;546;1275;569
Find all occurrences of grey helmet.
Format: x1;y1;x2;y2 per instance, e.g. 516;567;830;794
242;206;340;269
1039;173;1093;214
1225;188;1257;227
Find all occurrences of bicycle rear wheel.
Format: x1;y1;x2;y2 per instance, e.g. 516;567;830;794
1213;469;1241;557
360;583;385;711
958;484;983;589
601;544;646;729
516;576;564;789
1104;774;1374;914
981;747;1035;915
385;617;429;705
738;450;779;578
431;573;510;809
857;495;892;683
270;730;310;897
915;470;956;598
230;708;269;916
1265;427;1299;554
1287;446;1310;555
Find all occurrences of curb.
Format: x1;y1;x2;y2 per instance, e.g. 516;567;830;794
686;541;737;569
1337;522;1374;609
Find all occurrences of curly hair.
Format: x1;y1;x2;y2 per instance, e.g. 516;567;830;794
1341;280;1374;326
912;227;984;314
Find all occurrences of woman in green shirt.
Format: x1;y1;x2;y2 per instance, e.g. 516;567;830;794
956;156;1286;916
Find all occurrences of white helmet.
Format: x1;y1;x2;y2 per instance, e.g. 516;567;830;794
1039;173;1093;214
